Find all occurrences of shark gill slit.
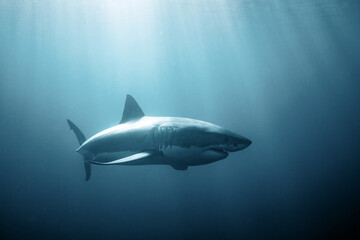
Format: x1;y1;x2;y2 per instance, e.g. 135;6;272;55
164;127;168;149
164;126;171;149
154;126;159;151
165;127;169;149
159;126;162;151
154;125;174;151
167;127;173;149
160;126;164;150
155;125;162;151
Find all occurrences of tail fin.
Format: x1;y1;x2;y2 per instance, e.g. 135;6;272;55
67;119;91;181
67;119;86;145
83;161;91;181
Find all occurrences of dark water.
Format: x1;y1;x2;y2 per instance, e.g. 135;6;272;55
1;0;360;239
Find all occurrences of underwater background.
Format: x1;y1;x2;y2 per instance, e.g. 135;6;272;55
1;0;360;239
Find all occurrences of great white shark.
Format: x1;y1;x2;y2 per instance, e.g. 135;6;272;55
67;95;251;181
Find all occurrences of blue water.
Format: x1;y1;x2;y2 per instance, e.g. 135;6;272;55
1;0;360;239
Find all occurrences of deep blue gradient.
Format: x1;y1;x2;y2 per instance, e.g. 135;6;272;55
1;0;360;239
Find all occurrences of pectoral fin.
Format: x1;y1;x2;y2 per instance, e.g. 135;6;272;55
170;163;188;170
91;152;154;165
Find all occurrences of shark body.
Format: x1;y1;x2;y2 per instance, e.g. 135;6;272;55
68;95;251;181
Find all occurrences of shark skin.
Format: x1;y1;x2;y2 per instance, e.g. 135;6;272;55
68;95;252;181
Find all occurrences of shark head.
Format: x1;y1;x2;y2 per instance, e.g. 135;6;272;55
181;125;252;164
174;120;252;157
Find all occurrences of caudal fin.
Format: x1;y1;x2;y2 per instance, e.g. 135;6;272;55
84;160;91;181
67;119;86;145
67;119;91;181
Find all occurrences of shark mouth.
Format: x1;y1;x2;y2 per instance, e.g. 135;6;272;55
210;148;229;155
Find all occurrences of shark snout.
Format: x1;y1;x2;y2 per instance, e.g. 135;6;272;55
244;138;252;147
238;137;251;150
233;136;252;151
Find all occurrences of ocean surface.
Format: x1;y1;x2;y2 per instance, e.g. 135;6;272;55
1;0;360;239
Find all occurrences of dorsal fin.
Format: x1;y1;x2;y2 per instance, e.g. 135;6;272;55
120;95;145;124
